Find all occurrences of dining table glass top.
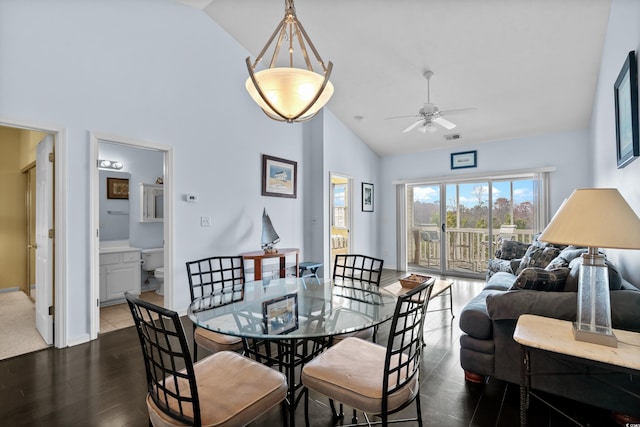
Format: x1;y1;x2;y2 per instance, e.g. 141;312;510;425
187;277;397;340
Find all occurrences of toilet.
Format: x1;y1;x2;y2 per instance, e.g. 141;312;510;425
141;248;164;296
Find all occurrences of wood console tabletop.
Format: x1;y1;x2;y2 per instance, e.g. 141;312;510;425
239;247;299;281
514;314;640;371
513;314;640;426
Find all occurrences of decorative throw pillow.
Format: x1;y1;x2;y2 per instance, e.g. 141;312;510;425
494;238;529;260
545;246;588;270
516;246;562;275
564;256;623;292
512;267;570;292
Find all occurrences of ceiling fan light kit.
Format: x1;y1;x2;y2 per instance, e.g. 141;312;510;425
245;0;334;123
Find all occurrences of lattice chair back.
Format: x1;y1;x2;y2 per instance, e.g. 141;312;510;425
332;254;384;286
382;281;434;415
125;292;201;426
185;256;245;304
186;256;247;360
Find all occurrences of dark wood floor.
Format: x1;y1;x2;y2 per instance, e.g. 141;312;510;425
0;270;623;426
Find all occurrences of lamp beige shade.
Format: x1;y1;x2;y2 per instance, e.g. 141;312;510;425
539;188;640;249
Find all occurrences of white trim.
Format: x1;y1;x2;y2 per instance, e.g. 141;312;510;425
0;117;68;349
67;334;91;347
392;166;557;185
89;132;174;339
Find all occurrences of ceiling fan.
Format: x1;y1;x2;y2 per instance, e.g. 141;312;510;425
387;70;476;134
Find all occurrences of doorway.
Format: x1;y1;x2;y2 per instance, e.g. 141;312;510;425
89;133;173;339
0;125;57;360
329;173;352;273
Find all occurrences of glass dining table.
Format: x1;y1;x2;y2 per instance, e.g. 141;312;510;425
188;276;397;427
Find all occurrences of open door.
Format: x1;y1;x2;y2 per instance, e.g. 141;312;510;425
35;135;54;344
330;174;352;272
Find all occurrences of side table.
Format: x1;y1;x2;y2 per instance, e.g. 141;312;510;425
513;314;640;426
240;248;299;281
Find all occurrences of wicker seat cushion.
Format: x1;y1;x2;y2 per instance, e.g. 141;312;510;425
301;337;418;414
147;351;287;427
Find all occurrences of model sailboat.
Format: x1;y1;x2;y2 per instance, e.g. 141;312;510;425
261;208;280;253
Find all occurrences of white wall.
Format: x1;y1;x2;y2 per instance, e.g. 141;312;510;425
323;110;381;266
379;129;591;270
590;0;640;286
0;0;379;345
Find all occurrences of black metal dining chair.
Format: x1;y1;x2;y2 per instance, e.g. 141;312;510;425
125;292;288;427
331;254;385;343
185;256;245;361
301;281;434;427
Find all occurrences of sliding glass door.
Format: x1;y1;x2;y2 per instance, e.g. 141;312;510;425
445;181;490;274
406;173;547;278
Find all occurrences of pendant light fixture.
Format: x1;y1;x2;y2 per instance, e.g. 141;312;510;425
245;0;334;123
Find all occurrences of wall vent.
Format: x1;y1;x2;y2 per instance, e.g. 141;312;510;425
444;133;461;141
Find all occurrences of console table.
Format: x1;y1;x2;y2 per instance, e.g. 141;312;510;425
240;247;299;281
513;314;640;426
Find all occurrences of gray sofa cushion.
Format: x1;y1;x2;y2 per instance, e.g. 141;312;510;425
459;289;505;340
486;289;577;322
485;272;516;291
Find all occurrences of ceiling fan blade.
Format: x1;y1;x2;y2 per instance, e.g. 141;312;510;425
402;119;424;133
438;107;477;116
385;114;420;120
432;116;456;130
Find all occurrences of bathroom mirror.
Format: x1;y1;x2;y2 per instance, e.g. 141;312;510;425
99;170;130;240
140;183;163;222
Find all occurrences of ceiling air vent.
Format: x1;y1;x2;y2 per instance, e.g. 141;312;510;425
443;133;461;141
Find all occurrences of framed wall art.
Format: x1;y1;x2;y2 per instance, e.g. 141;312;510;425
262;154;297;198
262;293;299;335
614;50;639;169
451;150;477;170
362;182;374;212
106;177;129;199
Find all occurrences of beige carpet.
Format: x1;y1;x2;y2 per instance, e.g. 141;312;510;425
0;291;49;360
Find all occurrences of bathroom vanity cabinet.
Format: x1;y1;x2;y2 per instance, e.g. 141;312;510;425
99;248;141;306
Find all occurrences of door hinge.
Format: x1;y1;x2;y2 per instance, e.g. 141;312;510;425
97;299;100;307
48;229;54;239
48;305;54;316
48;152;54;163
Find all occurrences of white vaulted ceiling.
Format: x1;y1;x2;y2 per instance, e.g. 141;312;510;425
179;0;612;156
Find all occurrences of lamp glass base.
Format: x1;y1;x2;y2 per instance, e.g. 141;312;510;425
572;322;618;347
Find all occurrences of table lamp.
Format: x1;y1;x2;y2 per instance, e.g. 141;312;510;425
538;188;640;347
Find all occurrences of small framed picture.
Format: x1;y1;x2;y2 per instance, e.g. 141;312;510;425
262;293;299;335
362;182;374;212
262;154;297;198
614;51;639;169
106;177;129;199
451;150;477;170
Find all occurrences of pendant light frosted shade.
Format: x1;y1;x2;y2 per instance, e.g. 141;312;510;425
245;67;334;122
246;0;333;123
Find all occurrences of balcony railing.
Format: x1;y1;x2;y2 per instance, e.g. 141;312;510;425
408;227;535;275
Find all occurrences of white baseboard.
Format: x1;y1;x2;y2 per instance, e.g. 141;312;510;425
0;287;20;293
67;334;91;347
